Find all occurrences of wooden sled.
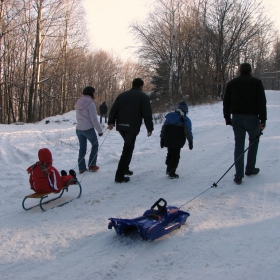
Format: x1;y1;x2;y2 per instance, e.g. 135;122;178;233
22;178;82;211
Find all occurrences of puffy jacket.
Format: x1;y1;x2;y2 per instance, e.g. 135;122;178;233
161;109;193;148
27;148;74;194
76;95;103;133
223;74;267;124
108;87;154;135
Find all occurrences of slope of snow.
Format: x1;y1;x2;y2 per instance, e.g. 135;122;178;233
0;91;279;280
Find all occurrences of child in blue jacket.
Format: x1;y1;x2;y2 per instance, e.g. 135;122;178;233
160;101;193;179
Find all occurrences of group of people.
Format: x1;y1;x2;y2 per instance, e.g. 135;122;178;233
27;63;267;193
74;63;266;186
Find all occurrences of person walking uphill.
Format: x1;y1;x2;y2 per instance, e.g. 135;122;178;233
76;86;103;174
108;78;154;183
223;63;267;185
160;101;193;179
99;101;108;123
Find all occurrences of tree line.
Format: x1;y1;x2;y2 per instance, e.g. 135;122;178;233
0;0;279;124
131;0;280;110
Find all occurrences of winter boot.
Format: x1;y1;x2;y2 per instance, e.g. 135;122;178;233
125;169;133;176
169;171;179;179
69;169;77;179
61;170;67;176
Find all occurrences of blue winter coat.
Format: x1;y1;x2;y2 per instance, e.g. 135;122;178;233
160;109;193;148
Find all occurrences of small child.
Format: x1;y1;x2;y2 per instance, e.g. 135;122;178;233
160;101;193;179
27;148;76;194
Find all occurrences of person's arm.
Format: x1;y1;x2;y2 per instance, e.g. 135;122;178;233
142;95;154;135
107;97;119;129
223;83;232;125
89;102;103;135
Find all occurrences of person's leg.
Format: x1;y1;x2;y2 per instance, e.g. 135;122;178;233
168;148;181;174
100;115;102;124
244;116;261;173
105;115;107;123
115;131;136;180
165;148;171;174
232;116;246;178
83;128;99;167
76;129;87;172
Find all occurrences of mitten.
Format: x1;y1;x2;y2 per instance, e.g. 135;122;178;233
188;141;193;150
225;118;232;126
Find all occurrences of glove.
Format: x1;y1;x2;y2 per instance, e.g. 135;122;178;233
225;118;232;126
188;141;193;150
98;133;103;136
160;137;164;148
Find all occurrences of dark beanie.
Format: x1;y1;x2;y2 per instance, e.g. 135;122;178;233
178;101;188;114
83;86;95;98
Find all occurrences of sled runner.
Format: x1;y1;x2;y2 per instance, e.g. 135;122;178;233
108;198;190;241
22;178;82;211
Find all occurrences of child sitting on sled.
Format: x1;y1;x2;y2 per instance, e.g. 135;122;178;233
160;101;193;179
27;148;77;194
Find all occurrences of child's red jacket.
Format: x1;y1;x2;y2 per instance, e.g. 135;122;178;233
27;148;73;194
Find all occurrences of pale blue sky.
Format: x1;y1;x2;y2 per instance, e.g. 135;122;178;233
82;0;280;60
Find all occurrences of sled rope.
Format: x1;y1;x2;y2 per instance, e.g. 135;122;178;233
179;132;263;210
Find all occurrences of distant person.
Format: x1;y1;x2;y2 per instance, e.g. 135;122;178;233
160;101;193;179
223;62;267;185
108;78;154;183
99;101;108;123
76;86;103;174
27;148;76;194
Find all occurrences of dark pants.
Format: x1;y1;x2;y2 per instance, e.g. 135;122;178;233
165;147;181;173
115;131;136;180
100;114;107;123
232;114;260;177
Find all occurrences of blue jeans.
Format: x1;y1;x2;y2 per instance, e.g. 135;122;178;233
100;114;107;123
76;128;99;171
232;115;261;177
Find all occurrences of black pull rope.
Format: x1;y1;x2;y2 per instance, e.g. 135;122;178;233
179;132;263;210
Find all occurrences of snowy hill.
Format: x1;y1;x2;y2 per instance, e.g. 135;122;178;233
0;90;279;280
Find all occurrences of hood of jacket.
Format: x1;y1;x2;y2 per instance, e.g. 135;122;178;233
38;148;53;165
165;110;184;124
76;95;94;110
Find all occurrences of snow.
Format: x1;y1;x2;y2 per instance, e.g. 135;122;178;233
0;90;279;280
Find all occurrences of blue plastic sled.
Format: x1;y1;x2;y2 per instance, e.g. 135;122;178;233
108;198;190;241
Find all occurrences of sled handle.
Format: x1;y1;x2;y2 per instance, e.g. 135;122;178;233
151;198;167;214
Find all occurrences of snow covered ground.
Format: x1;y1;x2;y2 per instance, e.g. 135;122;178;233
0;90;279;280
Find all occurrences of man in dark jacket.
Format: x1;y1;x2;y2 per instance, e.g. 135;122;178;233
223;63;267;185
99;101;108;123
108;78;154;183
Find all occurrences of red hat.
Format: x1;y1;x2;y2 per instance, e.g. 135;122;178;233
38;148;53;165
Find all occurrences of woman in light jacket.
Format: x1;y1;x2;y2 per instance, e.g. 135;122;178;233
76;86;103;174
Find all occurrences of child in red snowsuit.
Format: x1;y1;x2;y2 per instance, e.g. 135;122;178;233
27;148;76;194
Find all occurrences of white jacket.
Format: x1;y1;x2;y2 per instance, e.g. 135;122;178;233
76;95;103;134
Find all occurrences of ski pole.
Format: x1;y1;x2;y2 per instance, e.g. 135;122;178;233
211;131;263;188
179;132;263;210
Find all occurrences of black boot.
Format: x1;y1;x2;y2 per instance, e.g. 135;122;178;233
61;170;67;176
69;169;77;179
169;171;179;179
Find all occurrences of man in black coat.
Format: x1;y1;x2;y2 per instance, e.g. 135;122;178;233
99;101;108;123
223;63;267;185
108;78;154;183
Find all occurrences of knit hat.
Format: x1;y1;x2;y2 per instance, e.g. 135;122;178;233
38;148;53;165
82;86;95;98
178;101;188;114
